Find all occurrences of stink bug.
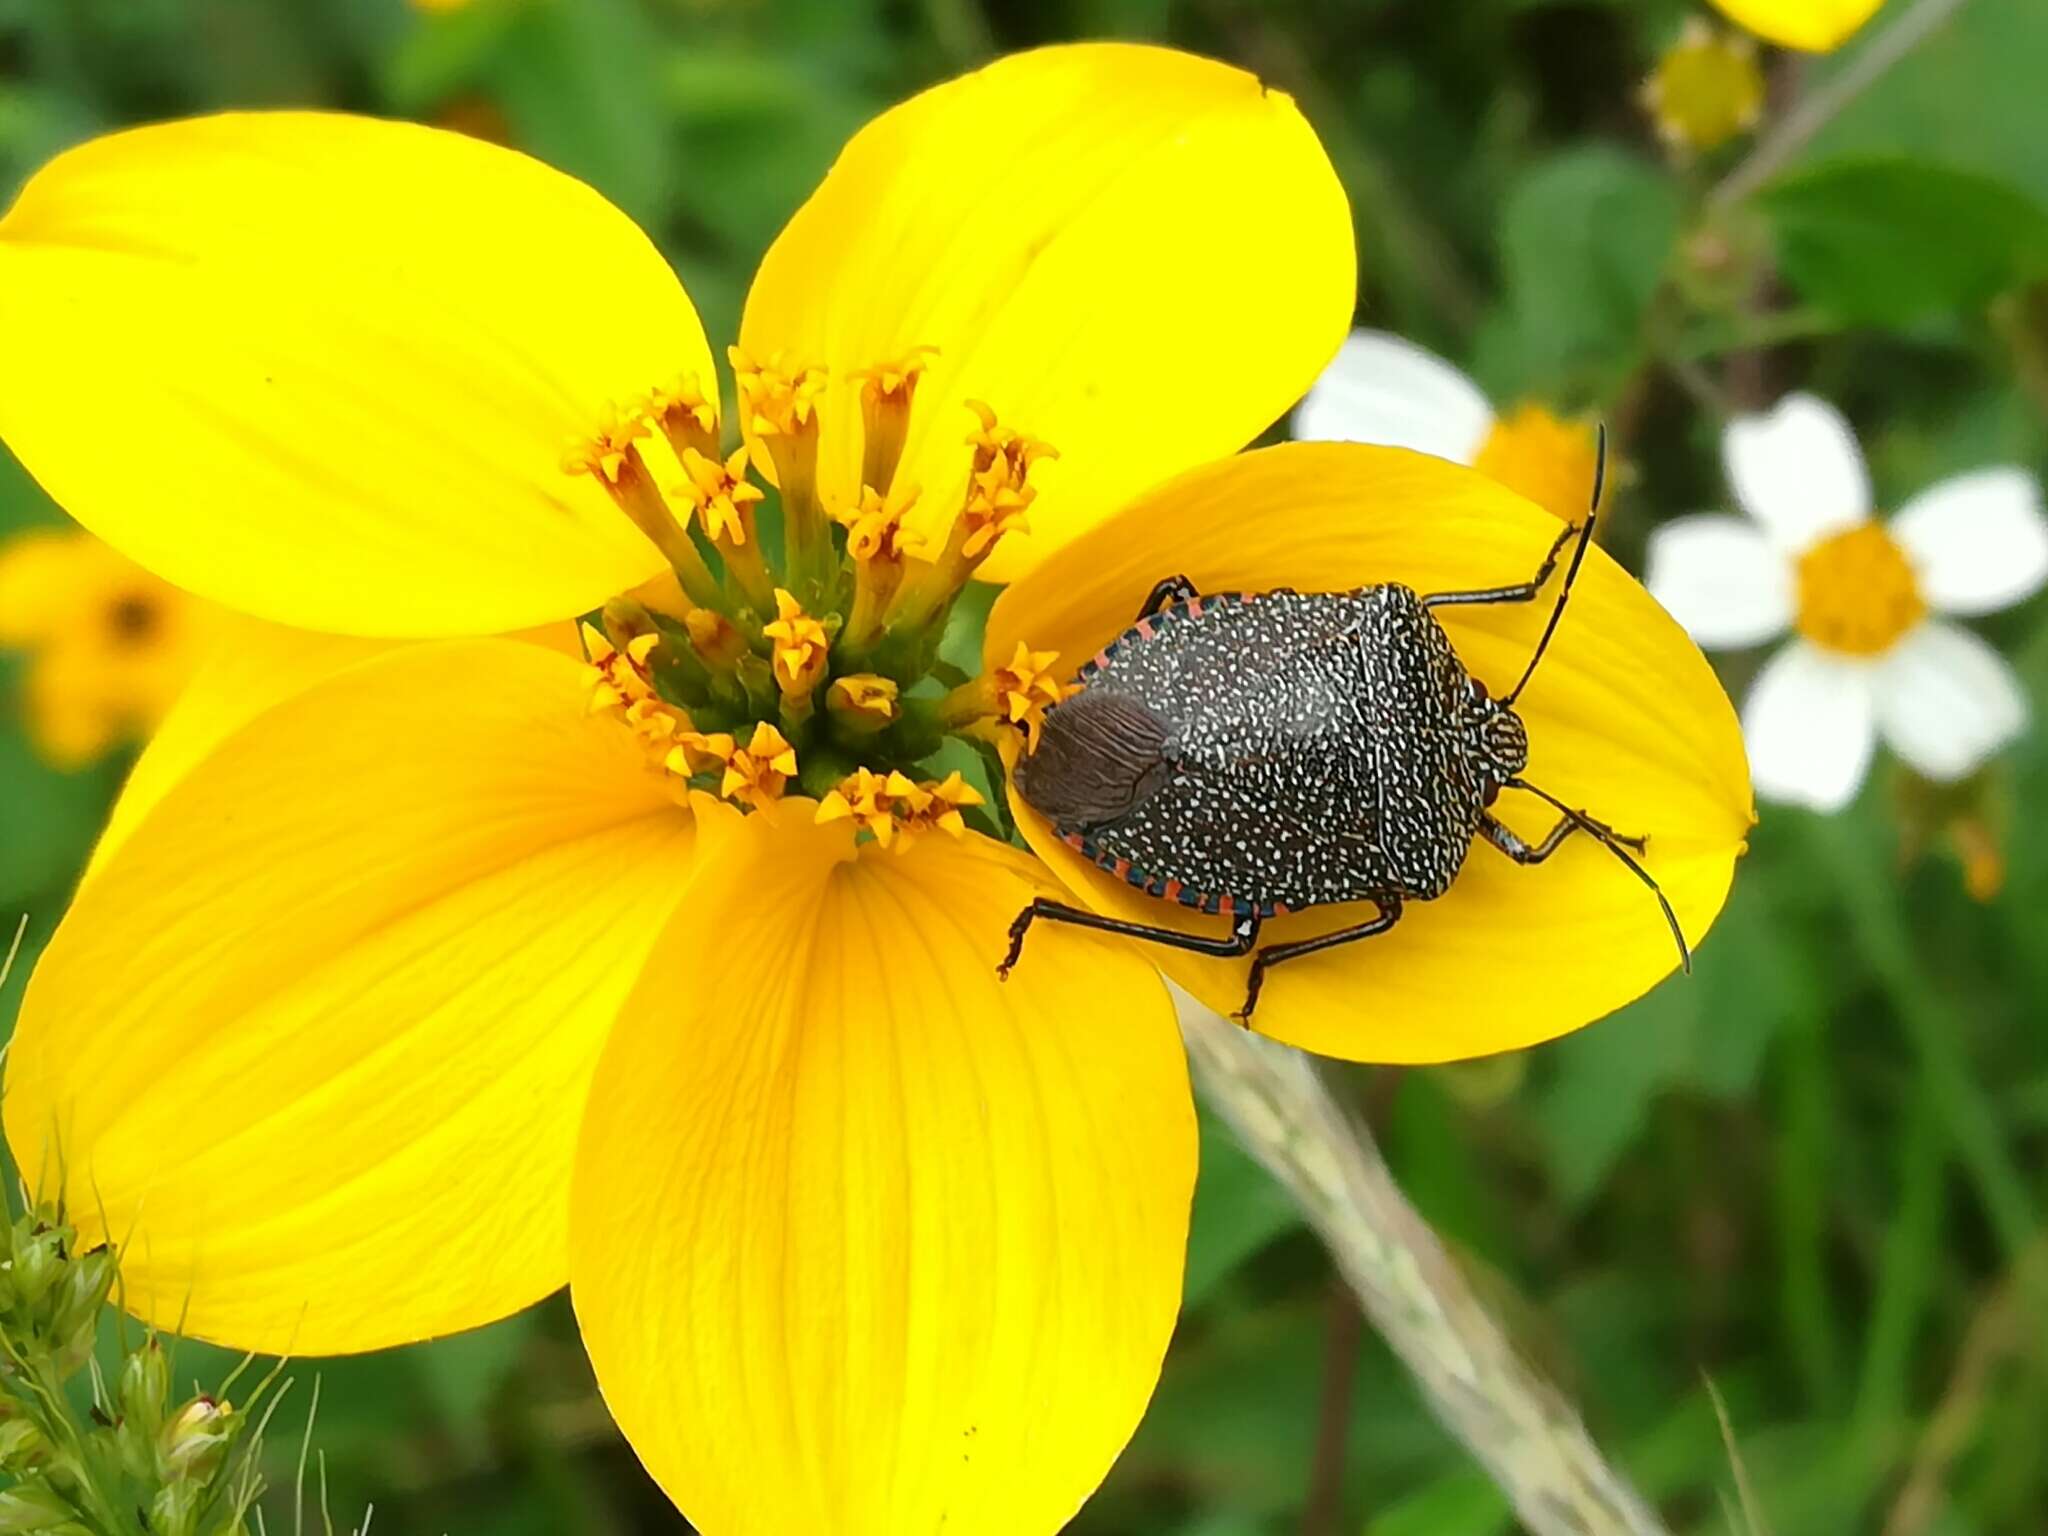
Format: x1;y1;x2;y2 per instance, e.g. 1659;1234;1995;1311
998;433;1690;1021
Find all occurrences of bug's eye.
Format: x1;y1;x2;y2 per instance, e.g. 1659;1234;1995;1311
1469;676;1490;702
1482;778;1501;808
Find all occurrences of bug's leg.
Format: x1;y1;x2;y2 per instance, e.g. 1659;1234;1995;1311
1238;896;1403;1022
1137;575;1199;619
1480;810;1646;861
1420;517;1585;610
999;899;1259;976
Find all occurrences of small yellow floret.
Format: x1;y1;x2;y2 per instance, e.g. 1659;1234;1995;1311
561;403;650;484
720;721;798;810
826;674;901;726
645;372;719;438
763;589;830;695
991;641;1074;751
675;446;766;546
851;348;939;406
729;346;827;439
1643;20;1765;154
815;765;985;846
958;402;1056;562
837;483;917;565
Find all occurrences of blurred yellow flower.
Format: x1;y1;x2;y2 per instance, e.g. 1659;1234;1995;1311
0;40;1747;1536
1643;19;1766;152
1705;0;1885;52
0;527;208;767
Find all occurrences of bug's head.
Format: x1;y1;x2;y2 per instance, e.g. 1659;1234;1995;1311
1013;686;1170;828
1461;676;1529;805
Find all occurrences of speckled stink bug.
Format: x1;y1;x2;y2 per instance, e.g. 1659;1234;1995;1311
999;436;1690;1021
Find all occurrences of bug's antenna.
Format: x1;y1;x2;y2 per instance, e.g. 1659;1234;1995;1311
1506;775;1691;973
1503;422;1605;707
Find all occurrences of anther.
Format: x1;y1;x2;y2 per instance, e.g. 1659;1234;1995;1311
675;446;777;614
731;347;834;598
719;721;798;811
764;588;830;700
942;640;1073;752
826;673;901;735
837;483;917;653
644;372;721;463
565;404;724;611
852;347;937;496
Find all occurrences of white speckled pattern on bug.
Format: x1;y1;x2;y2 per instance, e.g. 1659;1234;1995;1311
1029;585;1516;915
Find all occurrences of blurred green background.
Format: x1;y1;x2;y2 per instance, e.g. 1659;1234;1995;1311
3;0;2047;1532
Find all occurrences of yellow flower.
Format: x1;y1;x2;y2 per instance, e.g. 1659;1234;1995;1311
1705;0;1884;52
0;43;1746;1536
1643;19;1766;153
0;527;210;767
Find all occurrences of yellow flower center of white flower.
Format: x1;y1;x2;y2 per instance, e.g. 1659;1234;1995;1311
563;344;1065;842
1642;21;1765;154
1471;404;1601;525
1795;522;1926;657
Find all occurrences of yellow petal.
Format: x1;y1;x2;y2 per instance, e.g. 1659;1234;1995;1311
88;613;587;880
987;442;1753;1063
572;810;1192;1534
0;114;711;637
740;43;1353;579
5;639;696;1353
1705;0;1883;51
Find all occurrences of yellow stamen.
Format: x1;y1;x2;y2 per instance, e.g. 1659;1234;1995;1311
825;673;901;734
675;446;776;613
1471;404;1601;526
851;347;937;494
718;721;798;811
644;372;721;463
814;765;984;847
941;640;1074;751
560;404;649;484
1642;19;1765;155
684;607;748;672
564;405;724;610
885;404;1056;637
763;588;829;697
838;483;917;651
730;347;833;593
1952;816;2005;902
1795;522;1926;657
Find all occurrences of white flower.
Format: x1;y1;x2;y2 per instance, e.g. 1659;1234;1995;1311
1647;393;2047;812
1293;330;1599;523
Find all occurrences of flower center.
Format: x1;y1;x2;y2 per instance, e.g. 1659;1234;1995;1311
1642;20;1764;154
1471;404;1600;525
565;346;1073;845
1795;522;1926;657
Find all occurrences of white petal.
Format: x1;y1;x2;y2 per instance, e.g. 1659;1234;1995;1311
1291;329;1494;464
1723;394;1872;551
1873;620;2029;781
1644;514;1794;648
1890;467;2048;616
1741;641;1877;812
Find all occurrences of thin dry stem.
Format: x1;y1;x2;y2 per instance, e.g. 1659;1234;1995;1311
1178;999;1668;1536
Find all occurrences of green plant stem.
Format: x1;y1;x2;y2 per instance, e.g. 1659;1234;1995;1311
1805;814;2037;1260
1710;0;1976;209
1178;1000;1669;1536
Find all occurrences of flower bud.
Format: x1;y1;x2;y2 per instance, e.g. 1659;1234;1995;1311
118;1339;170;1436
156;1396;236;1482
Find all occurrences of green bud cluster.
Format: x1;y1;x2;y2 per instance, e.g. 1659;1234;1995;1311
0;1208;284;1536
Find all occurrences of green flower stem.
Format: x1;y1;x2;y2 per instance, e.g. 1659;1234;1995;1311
1710;0;1976;209
1177;1000;1669;1536
1804;813;2038;1261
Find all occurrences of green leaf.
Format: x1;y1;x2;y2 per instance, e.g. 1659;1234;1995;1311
1182;1103;1301;1308
1760;158;2048;325
1481;146;1680;398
